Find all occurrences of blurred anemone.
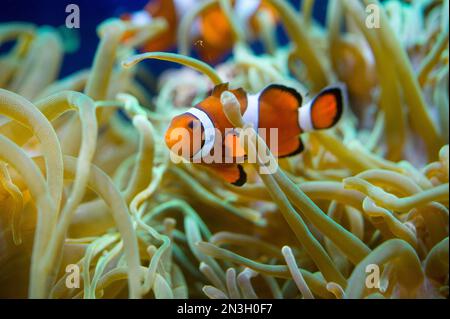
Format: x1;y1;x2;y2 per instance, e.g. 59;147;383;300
0;0;448;299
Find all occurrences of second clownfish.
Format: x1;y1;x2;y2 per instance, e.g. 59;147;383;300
165;83;345;186
122;0;276;63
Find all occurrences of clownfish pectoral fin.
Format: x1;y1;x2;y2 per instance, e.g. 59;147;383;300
275;136;305;158
211;83;248;111
206;164;247;186
309;85;345;130
260;84;303;111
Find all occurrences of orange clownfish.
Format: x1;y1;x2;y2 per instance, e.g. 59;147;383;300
122;0;277;63
165;83;346;186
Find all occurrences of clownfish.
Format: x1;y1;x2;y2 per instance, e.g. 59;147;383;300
165;83;346;186
122;0;277;62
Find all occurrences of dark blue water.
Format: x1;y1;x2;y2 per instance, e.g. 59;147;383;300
0;0;328;77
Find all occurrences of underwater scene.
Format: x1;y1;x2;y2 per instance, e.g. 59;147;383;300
0;0;448;300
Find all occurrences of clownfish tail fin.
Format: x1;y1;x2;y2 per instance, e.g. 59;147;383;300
300;83;346;132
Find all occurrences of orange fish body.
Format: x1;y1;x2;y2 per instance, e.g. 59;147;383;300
196;4;236;63
165;83;345;186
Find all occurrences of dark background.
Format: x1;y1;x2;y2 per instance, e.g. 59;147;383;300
0;0;328;77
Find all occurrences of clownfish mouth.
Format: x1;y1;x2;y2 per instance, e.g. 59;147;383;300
165;118;207;160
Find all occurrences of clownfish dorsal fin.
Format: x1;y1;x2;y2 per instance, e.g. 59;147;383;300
275;137;305;158
211;83;230;98
205;164;247;186
229;88;248;108
300;84;345;132
259;84;303;111
212;84;248;114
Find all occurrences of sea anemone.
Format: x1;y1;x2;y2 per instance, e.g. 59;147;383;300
0;0;448;299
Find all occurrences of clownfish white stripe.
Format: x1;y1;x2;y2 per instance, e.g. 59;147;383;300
173;0;197;19
299;100;314;132
186;107;217;160
242;92;261;131
131;10;153;26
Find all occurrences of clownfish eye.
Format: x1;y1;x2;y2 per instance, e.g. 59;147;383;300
188;120;202;130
